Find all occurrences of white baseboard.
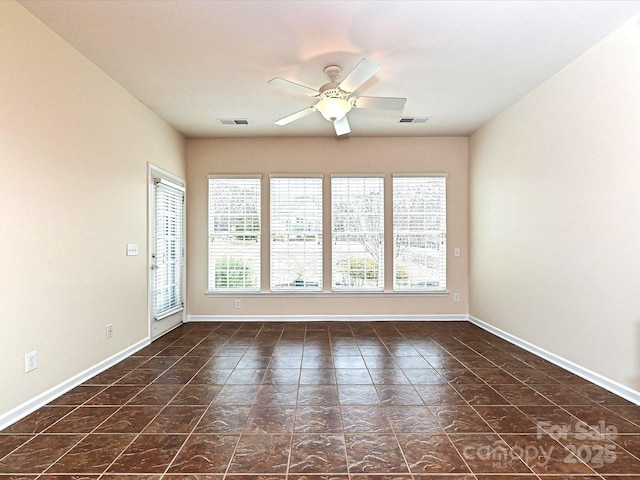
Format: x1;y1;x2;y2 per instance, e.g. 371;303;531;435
187;314;470;323
0;337;150;431
469;315;640;406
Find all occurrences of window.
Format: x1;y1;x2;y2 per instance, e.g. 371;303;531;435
206;172;448;295
153;178;185;319
208;176;261;291
331;176;384;291
270;176;323;291
393;175;447;291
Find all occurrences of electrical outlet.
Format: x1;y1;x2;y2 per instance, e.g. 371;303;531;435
25;351;38;373
453;293;460;302
235;299;241;309
106;324;114;339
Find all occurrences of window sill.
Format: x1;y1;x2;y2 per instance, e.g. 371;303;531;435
205;291;449;298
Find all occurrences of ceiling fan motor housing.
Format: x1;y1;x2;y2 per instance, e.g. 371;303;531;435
320;65;351;97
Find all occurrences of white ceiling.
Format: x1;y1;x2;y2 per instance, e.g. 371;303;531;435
19;0;640;138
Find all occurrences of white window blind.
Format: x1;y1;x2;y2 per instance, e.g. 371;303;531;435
270;176;323;291
331;176;384;291
208;177;261;292
153;179;184;319
393;175;447;291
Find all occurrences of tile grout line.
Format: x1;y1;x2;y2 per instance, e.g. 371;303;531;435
334;323;358;479
160;326;234;478
99;321;228;478
2;321;639;477
219;322;290;478
96;327;210;478
363;324;416;480
284;323;305;479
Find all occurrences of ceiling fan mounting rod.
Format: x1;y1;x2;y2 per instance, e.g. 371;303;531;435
322;65;342;82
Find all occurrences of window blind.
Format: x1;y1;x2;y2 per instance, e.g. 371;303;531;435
270;176;323;291
208;177;261;291
393;175;447;291
153;179;184;318
331;176;384;291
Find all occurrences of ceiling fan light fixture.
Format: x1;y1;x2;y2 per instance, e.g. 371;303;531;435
315;97;352;122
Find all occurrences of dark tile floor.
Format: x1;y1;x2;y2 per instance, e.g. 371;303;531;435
1;321;639;479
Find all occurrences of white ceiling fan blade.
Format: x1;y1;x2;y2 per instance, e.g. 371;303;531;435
338;58;381;94
333;116;351;136
352;96;407;111
274;106;316;126
268;77;319;96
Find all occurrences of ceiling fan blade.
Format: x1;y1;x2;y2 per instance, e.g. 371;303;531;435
352;96;407;110
338;58;381;94
268;77;318;96
274;106;316;126
333;116;351;136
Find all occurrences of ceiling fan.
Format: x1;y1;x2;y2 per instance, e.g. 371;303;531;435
268;58;407;136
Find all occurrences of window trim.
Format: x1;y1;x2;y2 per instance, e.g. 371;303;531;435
205;171;450;297
392;173;448;292
269;175;324;292
331;174;385;292
207;174;262;293
205;290;448;298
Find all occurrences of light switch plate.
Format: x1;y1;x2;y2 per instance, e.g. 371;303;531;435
126;244;138;256
25;350;38;373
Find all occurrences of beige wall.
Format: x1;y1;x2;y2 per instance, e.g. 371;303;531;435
0;1;185;417
186;136;468;317
5;0;635;425
469;17;640;391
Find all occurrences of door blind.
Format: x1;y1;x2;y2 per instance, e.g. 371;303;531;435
154;179;185;319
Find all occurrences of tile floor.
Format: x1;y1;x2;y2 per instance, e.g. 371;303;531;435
1;321;639;479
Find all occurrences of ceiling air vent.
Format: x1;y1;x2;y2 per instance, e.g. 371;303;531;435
218;118;249;125
399;117;430;124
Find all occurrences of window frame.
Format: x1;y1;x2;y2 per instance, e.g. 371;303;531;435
331;174;385;292
207;175;262;293
205;171;449;297
269;174;324;292
392;173;447;292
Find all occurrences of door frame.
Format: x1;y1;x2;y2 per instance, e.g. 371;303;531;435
148;163;186;340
